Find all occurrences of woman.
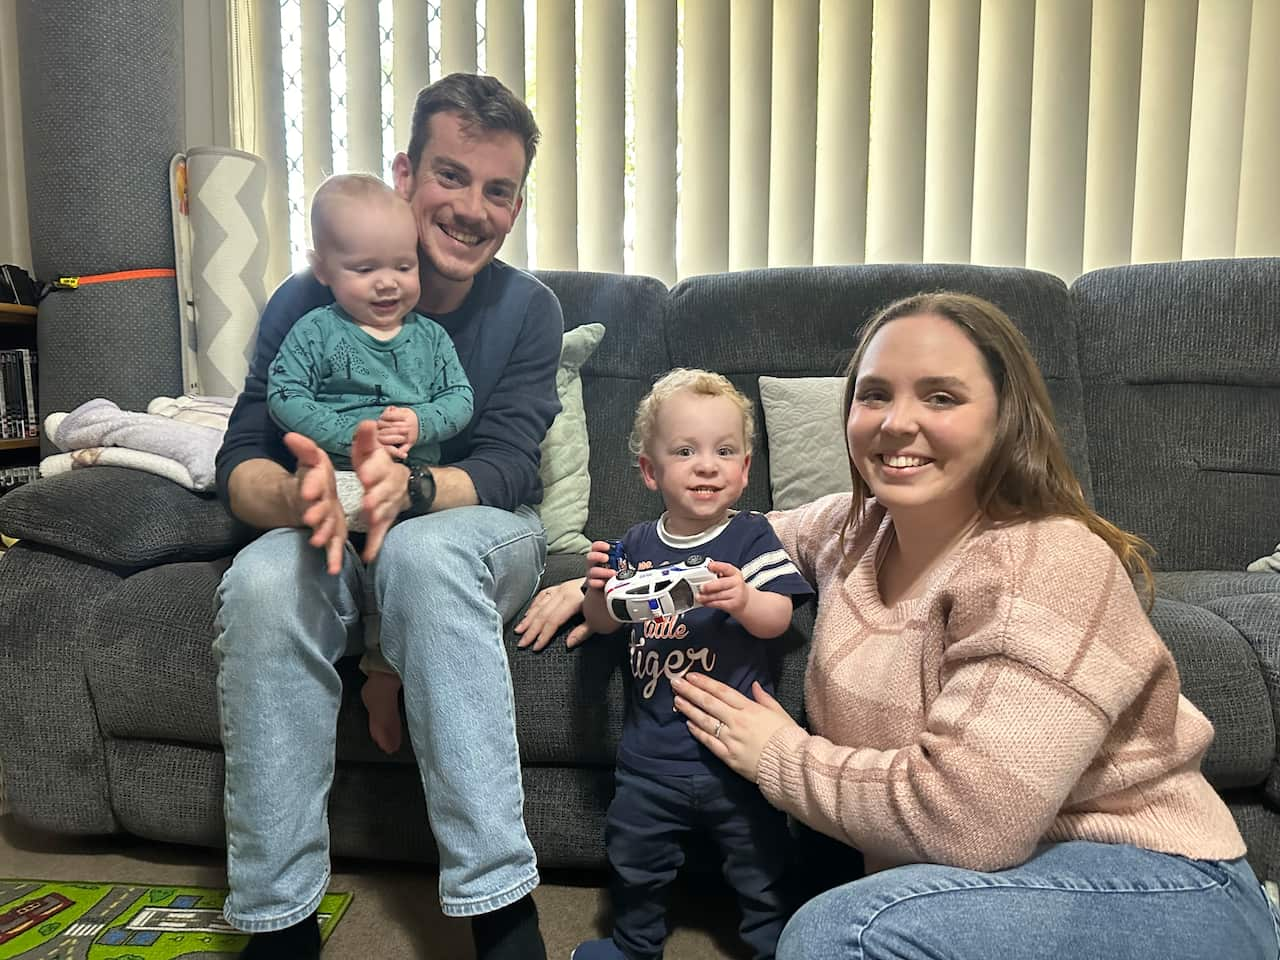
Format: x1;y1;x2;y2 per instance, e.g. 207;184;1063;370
516;293;1280;958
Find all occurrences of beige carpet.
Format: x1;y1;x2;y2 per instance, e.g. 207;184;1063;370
1;815;748;958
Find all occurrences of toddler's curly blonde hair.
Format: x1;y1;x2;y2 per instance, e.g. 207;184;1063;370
627;368;755;462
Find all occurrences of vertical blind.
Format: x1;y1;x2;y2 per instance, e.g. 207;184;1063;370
232;0;1280;287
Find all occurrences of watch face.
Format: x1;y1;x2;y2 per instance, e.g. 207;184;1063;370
410;466;435;512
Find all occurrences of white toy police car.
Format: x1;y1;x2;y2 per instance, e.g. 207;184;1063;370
604;556;718;623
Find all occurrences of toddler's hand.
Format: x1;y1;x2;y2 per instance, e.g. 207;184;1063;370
377;405;419;459
696;560;748;616
584;539;617;592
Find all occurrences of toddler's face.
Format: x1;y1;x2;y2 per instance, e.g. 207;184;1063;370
638;390;751;538
315;200;421;334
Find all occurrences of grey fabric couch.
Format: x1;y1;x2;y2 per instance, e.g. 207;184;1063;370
1;259;1277;880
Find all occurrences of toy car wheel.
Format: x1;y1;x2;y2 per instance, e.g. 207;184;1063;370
684;554;706;566
615;567;636;580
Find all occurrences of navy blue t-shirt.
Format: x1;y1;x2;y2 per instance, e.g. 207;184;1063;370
616;511;813;777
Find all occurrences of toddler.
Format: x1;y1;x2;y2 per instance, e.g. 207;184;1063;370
574;368;812;960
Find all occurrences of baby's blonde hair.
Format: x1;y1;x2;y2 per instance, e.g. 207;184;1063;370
628;368;755;461
310;173;407;251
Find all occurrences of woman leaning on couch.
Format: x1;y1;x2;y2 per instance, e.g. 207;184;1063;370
516;292;1280;958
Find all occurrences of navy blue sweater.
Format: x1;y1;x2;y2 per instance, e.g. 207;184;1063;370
215;260;563;512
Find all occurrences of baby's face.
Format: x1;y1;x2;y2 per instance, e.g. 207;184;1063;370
316;199;421;334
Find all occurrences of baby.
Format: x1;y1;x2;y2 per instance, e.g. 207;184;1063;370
268;173;474;754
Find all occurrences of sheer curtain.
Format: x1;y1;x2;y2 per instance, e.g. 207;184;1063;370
227;0;1280;285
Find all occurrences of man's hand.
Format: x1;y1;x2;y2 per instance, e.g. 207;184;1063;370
376;405;419;460
352;420;410;563
282;431;348;575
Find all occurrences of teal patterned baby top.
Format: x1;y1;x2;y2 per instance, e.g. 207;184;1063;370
267;303;474;469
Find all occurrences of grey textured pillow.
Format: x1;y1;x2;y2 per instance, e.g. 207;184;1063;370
758;376;852;510
539;323;606;553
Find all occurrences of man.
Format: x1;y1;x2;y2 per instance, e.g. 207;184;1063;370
213;73;562;960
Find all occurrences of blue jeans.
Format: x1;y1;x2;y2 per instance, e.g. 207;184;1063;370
606;763;791;959
776;840;1280;959
213;505;546;931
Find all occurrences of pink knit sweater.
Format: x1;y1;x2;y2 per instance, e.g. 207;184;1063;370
758;495;1245;874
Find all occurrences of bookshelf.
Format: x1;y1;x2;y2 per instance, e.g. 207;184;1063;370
0;302;39;499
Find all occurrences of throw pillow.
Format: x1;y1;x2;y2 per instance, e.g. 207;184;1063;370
539;323;606;553
758;376;852;511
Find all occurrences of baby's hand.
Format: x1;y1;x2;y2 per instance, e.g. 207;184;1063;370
584;540;617;592
376;406;419;459
696;560;748;616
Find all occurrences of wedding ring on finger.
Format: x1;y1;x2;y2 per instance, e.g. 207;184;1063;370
713;719;724;739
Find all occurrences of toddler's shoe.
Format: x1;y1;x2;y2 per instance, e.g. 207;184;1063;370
570;938;627;960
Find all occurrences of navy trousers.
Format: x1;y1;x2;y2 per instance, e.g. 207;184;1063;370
605;762;791;960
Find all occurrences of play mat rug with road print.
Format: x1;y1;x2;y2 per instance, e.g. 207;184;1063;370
0;880;351;959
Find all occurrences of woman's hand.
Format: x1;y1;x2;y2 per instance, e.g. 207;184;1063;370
514;578;592;651
671;673;801;782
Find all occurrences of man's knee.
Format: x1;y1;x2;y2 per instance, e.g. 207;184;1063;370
215;529;343;663
222;529;326;605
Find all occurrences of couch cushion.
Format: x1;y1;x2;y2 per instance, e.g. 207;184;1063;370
0;468;251;570
538;322;606;553
758;375;851;510
1073;257;1280;571
664;264;1092;513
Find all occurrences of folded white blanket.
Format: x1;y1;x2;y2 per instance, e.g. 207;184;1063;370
40;447;201;489
42;396;233;492
38;396;373;524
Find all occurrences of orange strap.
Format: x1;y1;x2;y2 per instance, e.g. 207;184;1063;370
54;268;176;290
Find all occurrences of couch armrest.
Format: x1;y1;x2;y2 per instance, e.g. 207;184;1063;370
1149;597;1273;789
0;542;125;833
1156;570;1280;605
1190;592;1280;802
0;468;253;571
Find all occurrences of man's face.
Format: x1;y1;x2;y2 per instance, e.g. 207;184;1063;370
392;110;527;304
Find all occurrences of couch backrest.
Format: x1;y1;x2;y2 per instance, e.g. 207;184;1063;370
664;263;1091;516
541;262;1090;541
1072;257;1280;571
534;270;671;542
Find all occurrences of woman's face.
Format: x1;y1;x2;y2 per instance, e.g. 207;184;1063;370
847;312;1000;525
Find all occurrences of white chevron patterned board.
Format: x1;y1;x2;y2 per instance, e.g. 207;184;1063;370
172;146;271;398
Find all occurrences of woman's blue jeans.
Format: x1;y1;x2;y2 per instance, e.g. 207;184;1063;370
777;840;1280;959
212;505;546;931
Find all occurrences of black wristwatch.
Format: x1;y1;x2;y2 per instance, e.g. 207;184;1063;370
406;464;437;516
